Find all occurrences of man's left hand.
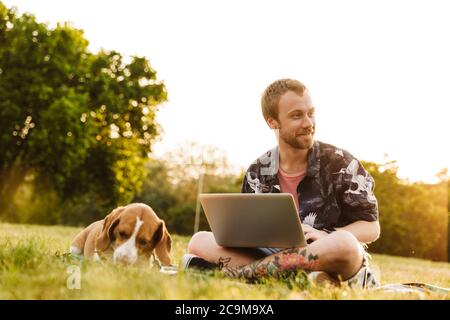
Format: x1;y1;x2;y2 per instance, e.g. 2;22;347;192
302;224;328;244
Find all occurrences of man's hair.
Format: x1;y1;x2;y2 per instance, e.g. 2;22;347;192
261;79;307;121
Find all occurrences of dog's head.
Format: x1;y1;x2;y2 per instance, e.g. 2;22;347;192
95;203;172;266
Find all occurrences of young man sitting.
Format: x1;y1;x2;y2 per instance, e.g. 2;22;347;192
181;79;380;289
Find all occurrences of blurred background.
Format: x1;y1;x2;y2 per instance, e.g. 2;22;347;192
0;0;448;261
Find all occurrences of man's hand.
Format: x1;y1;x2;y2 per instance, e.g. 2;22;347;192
302;224;328;244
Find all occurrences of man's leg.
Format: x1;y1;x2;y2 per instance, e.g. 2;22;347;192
186;231;267;268
221;230;364;282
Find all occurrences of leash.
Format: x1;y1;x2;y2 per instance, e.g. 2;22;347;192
151;251;179;275
151;252;162;269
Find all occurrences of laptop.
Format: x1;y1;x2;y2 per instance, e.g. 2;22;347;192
199;193;306;248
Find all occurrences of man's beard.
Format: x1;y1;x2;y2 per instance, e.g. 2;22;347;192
278;127;315;150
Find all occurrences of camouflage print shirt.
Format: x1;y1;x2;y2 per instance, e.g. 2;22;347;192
241;140;379;230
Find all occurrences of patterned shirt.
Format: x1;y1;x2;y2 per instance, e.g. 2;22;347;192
241;140;379;230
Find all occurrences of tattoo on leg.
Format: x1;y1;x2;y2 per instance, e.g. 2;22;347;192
217;256;231;269
222;248;319;281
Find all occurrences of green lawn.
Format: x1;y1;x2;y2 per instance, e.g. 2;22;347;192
0;222;449;300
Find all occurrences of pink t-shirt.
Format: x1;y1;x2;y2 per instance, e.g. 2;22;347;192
277;167;306;211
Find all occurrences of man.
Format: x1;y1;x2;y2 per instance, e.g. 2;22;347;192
181;79;380;288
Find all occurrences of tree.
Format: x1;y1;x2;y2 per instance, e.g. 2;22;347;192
133;143;243;235
0;3;167;222
364;160;448;261
436;168;450;262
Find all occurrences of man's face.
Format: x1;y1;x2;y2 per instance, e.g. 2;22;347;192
270;90;315;150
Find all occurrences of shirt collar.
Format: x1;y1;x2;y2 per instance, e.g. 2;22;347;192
263;140;320;179
306;140;321;178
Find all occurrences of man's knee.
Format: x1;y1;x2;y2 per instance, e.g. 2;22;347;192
329;230;363;266
187;231;216;255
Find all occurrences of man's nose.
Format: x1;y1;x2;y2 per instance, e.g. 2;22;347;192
302;115;314;129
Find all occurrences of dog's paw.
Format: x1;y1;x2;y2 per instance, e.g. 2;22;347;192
69;246;82;255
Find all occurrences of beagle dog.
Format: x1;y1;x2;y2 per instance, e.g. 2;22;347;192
70;203;172;266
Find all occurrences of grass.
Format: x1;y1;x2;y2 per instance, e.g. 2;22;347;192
0;222;449;300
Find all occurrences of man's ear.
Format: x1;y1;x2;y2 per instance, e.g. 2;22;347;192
95;206;125;252
154;221;172;266
266;117;279;130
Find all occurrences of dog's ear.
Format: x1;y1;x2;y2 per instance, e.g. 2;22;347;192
154;220;172;266
95;206;125;252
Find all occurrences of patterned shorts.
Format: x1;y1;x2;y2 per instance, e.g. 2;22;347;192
255;247;283;256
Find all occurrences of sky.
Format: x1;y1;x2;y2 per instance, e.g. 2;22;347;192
4;0;450;183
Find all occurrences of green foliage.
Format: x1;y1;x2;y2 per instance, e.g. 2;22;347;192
132;147;244;235
0;2;167;223
363;161;448;261
0;239;46;270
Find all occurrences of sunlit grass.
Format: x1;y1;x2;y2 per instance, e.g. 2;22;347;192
0;222;448;300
